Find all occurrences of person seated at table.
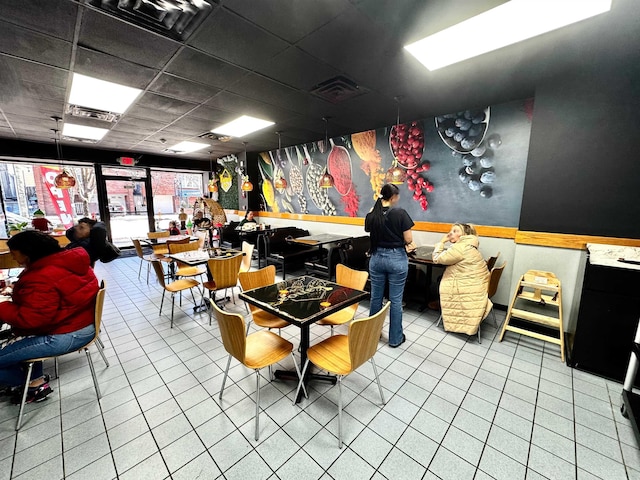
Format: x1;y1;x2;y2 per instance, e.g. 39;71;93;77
192;210;211;231
0;230;99;403
238;211;258;230
65;217;108;268
432;222;491;336
168;220;181;236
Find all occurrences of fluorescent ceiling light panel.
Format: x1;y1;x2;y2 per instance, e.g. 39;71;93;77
167;141;209;153
211;115;275;137
404;0;612;71
62;123;109;141
69;73;142;113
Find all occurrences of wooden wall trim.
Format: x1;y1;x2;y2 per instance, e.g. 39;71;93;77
257;213;639;249
515;231;640;250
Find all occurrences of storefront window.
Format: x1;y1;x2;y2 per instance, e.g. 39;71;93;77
0;162;98;236
150;170;205;229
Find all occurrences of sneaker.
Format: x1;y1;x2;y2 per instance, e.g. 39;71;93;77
11;383;53;404
389;334;406;348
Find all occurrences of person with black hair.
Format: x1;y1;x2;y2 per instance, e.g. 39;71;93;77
365;184;415;348
65;217;108;267
238;210;257;228
0;230;99;403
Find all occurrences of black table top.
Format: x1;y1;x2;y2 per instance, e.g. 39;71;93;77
239;275;368;327
288;233;353;247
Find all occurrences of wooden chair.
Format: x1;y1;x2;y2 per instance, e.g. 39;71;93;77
294;302;390;448
487;261;506;326
212;300;304;441
0;251;21;269
238;265;289;334
151;260;200;328
317;264;369;334
132;239;166;284
486;252;501;271
203;254;243;324
152;235;189;256
168;241;207;282
147;231;170;239
239;241;255;274
16;280;109;430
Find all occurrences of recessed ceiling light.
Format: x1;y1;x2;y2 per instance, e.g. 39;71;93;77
69;73;142;114
404;0;612;71
166;141;209;154
62;123;109;141
211;115;275;137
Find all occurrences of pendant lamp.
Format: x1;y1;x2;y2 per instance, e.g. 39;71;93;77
51;117;77;189
385;97;407;185
240;142;253;194
319;117;335;189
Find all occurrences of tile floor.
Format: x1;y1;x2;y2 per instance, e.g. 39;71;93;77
1;254;639;479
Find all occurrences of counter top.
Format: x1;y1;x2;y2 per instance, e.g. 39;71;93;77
587;243;640;271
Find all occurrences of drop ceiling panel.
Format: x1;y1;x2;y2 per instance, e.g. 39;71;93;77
74;47;158;89
188;105;234;123
0;21;71;69
205;91;295;123
0;0;78;41
135;93;197;117
149;74;221;104
165;48;247;89
225;0;349;44
188;9;289;70
164;116;217;135
78;9;181;69
253;47;342;92
125;105;183;124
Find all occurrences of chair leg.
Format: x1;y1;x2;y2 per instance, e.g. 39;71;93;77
477;324;482;344
254;369;261;441
96;339;110;367
491;308;498;327
337;376;343;449
170;293;175;328
138;259;143;280
290;352;308;399
245;318;252;336
15;362;35;431
293;359;310;405
436;313;442;327
219;355;232;401
371;357;386;405
159;291;166;317
84;348;102;399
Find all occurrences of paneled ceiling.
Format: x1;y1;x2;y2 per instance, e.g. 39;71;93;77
0;0;638;163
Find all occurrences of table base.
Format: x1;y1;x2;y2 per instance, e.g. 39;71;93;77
274;369;337;403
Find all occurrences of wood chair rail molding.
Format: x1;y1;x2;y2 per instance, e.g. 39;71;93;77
256;212;639;250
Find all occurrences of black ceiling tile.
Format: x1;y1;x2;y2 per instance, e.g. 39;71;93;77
224;0;349;44
167;116;217;134
78;9;181;70
135;93;197;117
188;105;233;122
0;56;69;87
149;74;220;104
19;81;67;103
1;0;78;41
125;106;183;124
254;47;341;92
74;47;158;89
207;88;301;123
2;99;65;117
165;48;247;89
188;9;288;70
0;21;72;69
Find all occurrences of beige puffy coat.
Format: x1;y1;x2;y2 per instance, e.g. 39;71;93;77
432;235;492;335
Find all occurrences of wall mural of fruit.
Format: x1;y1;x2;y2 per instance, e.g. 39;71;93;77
259;98;531;228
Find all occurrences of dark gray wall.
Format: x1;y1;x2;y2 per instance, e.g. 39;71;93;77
521;57;640;239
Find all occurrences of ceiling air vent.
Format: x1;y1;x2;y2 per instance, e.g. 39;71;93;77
86;0;221;41
310;75;367;104
66;104;120;123
198;132;232;142
62;136;99;144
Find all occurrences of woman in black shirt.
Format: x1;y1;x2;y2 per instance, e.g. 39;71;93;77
365;184;414;347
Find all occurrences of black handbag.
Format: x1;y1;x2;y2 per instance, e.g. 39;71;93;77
100;241;121;263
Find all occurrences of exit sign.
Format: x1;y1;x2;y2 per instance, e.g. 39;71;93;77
117;156;137;166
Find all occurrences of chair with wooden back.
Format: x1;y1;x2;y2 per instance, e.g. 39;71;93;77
147;231;170;239
16;280;109;430
238;265;289;334
203;253;243;324
486;252;501;271
153;235;189;256
167;241;207;281
151;260;200;328
487;261;506;326
212;300;304;441
132;238;165;284
239;241;255;274
294;302;390;448
317;264;369;334
0;251;21;269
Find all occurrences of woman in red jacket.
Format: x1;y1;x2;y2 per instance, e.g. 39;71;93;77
0;231;99;403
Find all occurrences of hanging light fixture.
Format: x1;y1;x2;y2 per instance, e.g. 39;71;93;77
319;117;335;189
51;117;76;189
207;151;218;194
385;97;407;185
274;131;287;191
240;142;253;193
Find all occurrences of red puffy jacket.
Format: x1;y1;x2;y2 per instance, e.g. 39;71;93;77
0;248;99;335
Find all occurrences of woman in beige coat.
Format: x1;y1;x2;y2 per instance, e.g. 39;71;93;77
432;223;491;336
